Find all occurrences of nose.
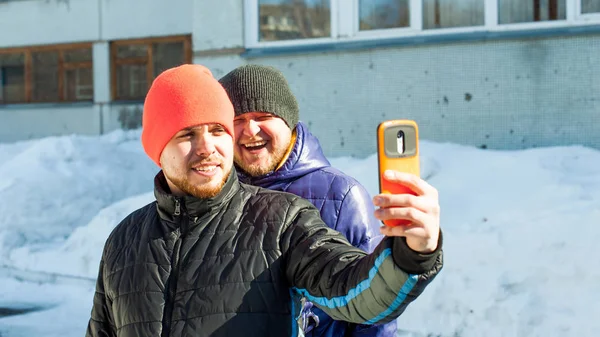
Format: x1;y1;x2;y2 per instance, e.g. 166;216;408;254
242;119;261;138
193;136;216;157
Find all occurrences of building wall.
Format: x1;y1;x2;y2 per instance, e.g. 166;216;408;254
0;0;192;47
192;0;244;52
1;0;599;159
0;0;99;48
236;34;600;157
191;1;600;157
0;0;193;142
101;0;192;41
0;104;100;142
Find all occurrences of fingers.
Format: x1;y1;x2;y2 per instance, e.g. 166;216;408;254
376;171;441;252
374;207;427;227
382;170;438;198
373;193;439;214
379;224;427;238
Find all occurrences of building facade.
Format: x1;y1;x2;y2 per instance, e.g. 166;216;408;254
1;0;599;157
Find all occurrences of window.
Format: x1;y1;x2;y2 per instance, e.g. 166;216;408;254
359;0;410;31
111;35;191;101
62;49;93;101
423;0;484;29
258;0;331;42
245;0;600;47
499;0;566;24
582;0;600;13
0;54;25;104
0;44;93;104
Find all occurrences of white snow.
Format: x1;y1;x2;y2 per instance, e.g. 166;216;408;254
0;130;598;337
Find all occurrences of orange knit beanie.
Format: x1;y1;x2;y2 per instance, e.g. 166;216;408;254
141;64;234;167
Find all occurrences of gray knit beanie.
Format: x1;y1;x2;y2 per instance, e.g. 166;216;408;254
218;64;299;129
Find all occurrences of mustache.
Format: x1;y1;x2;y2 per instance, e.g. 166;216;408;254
188;156;223;168
240;137;267;143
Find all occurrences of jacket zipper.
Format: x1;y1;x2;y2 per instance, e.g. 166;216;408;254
161;199;183;337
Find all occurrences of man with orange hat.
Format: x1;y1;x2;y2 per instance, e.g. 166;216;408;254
85;64;443;337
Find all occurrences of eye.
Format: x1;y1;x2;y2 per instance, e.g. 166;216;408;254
256;115;273;122
211;126;226;135
177;131;194;139
233;118;245;125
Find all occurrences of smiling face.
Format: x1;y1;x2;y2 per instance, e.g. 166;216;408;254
233;112;292;177
160;123;234;198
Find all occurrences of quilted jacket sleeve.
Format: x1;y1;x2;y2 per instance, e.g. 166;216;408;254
332;184;398;337
335;184;385;258
85;258;116;337
282;198;443;325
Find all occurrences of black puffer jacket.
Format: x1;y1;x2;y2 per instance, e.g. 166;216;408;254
86;170;443;337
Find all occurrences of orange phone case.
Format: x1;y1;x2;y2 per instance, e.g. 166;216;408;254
376;120;420;227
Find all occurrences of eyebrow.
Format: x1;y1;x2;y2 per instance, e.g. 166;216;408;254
180;126;199;132
234;113;273;120
181;124;223;132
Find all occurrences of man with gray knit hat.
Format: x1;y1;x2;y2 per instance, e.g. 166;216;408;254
219;64;398;337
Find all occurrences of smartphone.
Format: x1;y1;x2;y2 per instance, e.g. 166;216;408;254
376;120;420;227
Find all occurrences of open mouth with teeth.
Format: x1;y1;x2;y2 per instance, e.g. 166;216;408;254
192;165;219;172
190;163;221;176
242;140;268;152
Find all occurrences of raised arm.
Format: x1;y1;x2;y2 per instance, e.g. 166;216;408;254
282;200;443;325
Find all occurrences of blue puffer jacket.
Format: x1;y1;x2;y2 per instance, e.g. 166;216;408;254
237;122;397;337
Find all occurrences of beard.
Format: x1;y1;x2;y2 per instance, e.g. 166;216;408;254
164;157;231;199
165;171;229;199
234;142;288;177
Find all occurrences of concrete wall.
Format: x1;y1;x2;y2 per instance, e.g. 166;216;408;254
0;101;149;142
192;0;244;51
0;104;99;142
197;35;600;158
252;35;600;157
0;0;192;47
102;103;144;135
0;0;98;48
101;0;192;41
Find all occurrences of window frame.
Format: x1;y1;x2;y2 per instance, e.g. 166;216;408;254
110;35;192;101
575;0;600;20
0;42;93;104
244;0;340;48
244;0;600;48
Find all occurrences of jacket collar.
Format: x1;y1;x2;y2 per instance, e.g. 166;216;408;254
237;121;330;189
154;167;240;223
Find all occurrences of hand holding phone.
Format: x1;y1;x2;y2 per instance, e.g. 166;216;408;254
376;120;420;227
